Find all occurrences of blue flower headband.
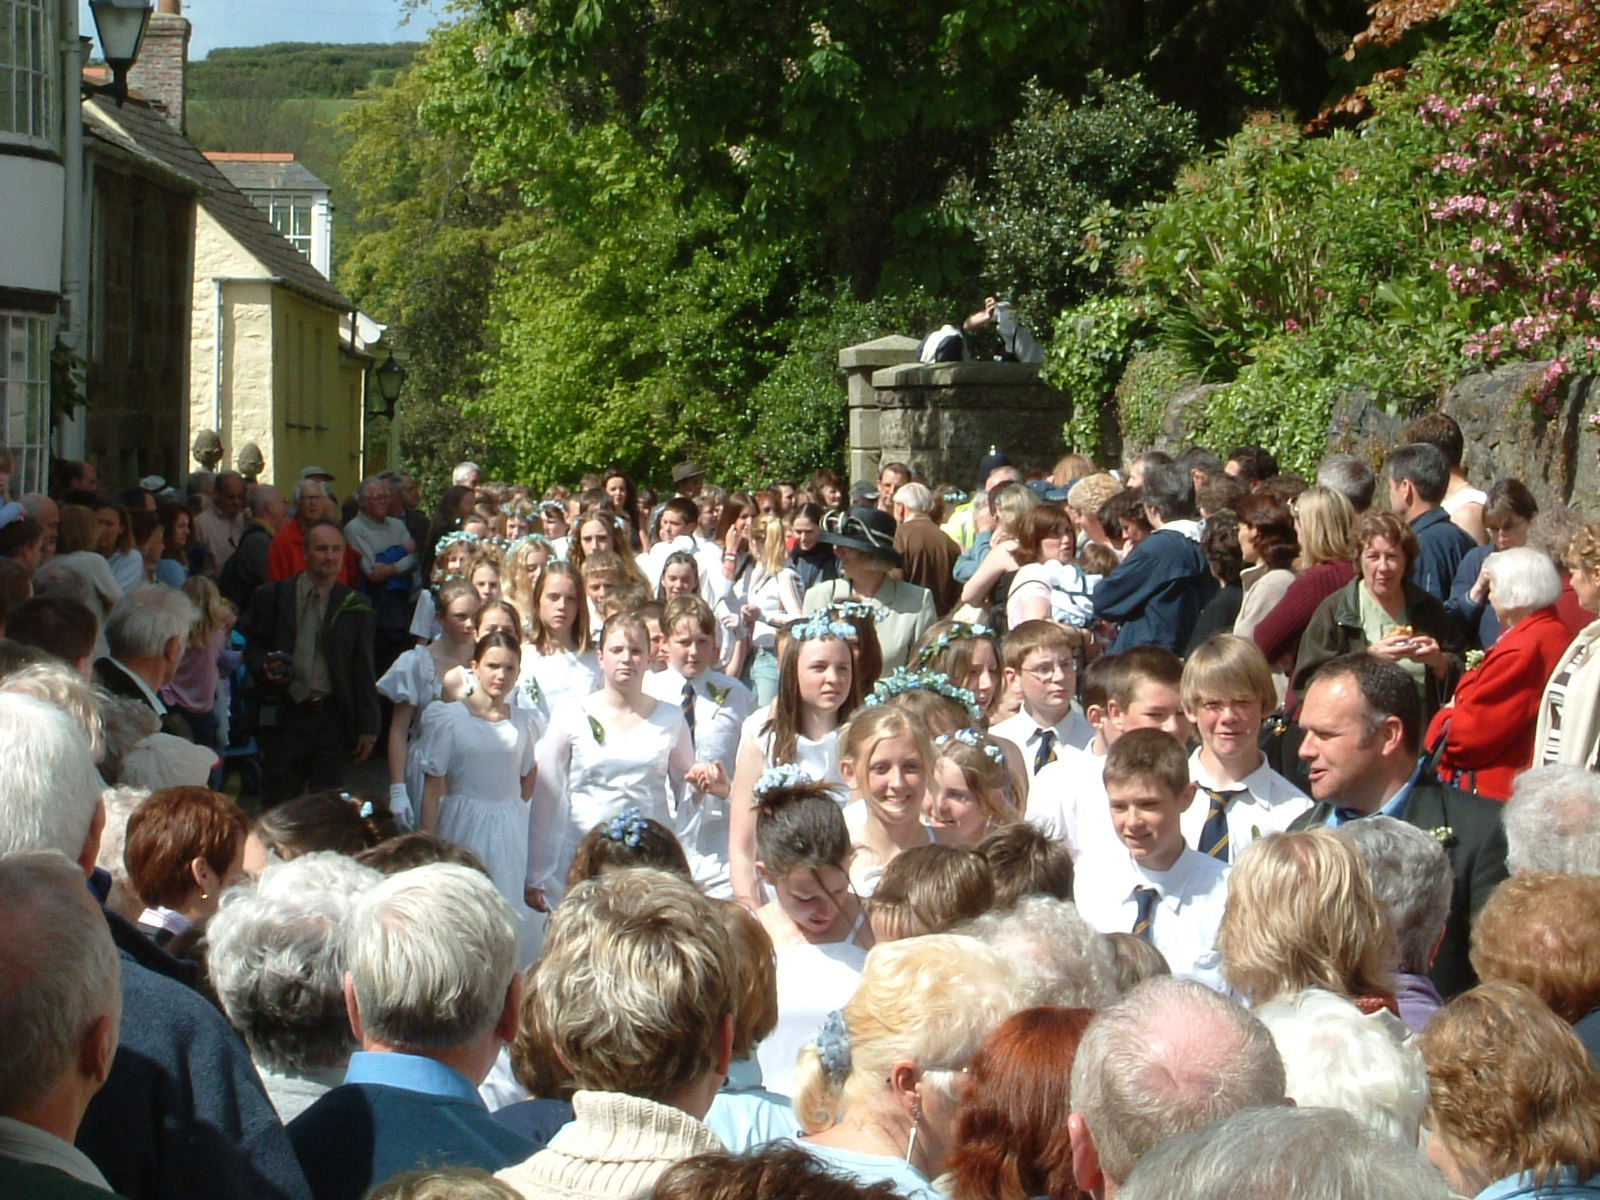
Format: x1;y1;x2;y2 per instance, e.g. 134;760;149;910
937;727;1005;762
604;806;649;848
941;488;970;504
916;622;994;666
753;762;812;799
866;667;981;721
829;600;876;624
792;613;858;642
508;533;553;557
815;1009;852;1083
435;530;482;555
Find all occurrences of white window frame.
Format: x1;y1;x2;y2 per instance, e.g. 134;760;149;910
1;311;52;495
0;0;59;150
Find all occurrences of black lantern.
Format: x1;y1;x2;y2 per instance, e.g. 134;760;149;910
370;352;407;419
86;0;153;105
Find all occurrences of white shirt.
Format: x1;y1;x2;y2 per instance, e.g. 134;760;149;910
1025;744;1118;867
1074;846;1231;993
0;1115;115;1191
645;667;757;896
991;708;1094;777
1184;748;1312;860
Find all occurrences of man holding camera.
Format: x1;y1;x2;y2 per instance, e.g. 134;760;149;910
246;519;380;807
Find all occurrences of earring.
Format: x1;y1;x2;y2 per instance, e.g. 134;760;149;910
199;891;210;901
905;1100;923;1165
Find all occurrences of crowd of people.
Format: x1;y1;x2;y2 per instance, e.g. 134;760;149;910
5;418;1600;1200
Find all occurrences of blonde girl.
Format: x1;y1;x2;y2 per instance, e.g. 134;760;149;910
465;545;503;608
409;530;478;645
524;612;698;911
728;615;862;909
838;705;936;896
378;578;482;827
160;575;236;762
913;620;1004;719
502;534;553;637
728;512;804;701
519;559;599;720
925;728;1019;848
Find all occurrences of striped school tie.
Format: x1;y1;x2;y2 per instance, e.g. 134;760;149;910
1197;786;1244;860
1033;728;1057;775
1132;886;1160;941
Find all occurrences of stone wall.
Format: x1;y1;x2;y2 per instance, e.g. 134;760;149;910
1149;357;1600;510
841;338;1073;486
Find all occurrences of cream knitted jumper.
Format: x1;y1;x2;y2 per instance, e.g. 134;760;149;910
496;1090;725;1199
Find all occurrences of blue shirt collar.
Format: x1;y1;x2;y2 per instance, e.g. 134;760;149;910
1328;759;1423;826
343;1050;484;1107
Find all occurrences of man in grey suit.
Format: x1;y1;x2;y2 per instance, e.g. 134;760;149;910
1290;653;1508;998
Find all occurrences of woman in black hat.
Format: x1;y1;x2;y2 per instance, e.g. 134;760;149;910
800;507;937;678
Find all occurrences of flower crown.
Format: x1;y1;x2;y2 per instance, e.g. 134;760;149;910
916;622;994;666
936;727;1005;762
792;613;858;642
753;762;813;799
865;667;981;721
829;600;876;624
435;530;482;555
508;533;554;557
604;806;649;847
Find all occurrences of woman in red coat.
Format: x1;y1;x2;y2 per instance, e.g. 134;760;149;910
1427;547;1576;800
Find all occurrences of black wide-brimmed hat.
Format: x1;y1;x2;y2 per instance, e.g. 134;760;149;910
819;506;902;567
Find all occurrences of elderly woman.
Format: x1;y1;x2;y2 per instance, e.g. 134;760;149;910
1293;511;1463;720
1469;871;1600;1032
1218;829;1396;1013
793;934;1024;1199
1232;493;1299;643
945;1007;1095;1200
206;852;382;1120
1425;548;1574;800
1420;981;1600;1198
1534;522;1600;769
123;785;250;949
803;508;937;676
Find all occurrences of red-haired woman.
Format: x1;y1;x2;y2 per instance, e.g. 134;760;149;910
124;786;250;949
946;1006;1095;1200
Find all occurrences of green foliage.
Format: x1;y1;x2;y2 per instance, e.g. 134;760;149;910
955;77;1198;334
743;290;950;481
1113;347;1195;459
1041;294;1152;459
188;43;420;100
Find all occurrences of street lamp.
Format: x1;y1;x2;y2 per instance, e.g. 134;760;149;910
85;0;153;106
370;352;407;420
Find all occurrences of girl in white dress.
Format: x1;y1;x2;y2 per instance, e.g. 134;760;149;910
418;630;541;960
523;612;698;910
727;513;805;705
408;532;476;646
838;705;938;896
377;579;480;827
518;561;600;720
501;534;553;638
751;777;873;1098
728;614;862;909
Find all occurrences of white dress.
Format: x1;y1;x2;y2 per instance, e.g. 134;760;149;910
1006;560;1095;628
526;697;694;898
420;701;541;960
756;925;869;1098
738;706;844;787
518;645;601;721
376;646;445;827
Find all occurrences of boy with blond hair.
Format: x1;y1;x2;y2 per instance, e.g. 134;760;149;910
1180;635;1310;861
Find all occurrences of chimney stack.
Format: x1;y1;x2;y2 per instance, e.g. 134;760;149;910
126;1;189;132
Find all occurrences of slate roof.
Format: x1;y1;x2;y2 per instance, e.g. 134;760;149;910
83;95;353;313
206;153;331;194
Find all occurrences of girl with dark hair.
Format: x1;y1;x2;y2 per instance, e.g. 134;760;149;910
1233;492;1301;644
602;469;646;552
418;629;541;960
727;617;861;908
751;779;873;1098
563;806;692;889
788;502;840;591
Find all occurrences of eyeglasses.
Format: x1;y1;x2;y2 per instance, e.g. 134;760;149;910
1022;660;1074;681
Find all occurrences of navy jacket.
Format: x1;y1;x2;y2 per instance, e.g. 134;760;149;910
290;1083;536;1200
77;912;311;1200
1093;526;1214;654
1411;507;1476;603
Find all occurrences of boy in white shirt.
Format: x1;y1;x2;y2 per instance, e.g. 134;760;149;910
991;620;1094;776
643;595;756;897
1180;635;1311;860
1073;727;1229;992
1028;646;1192;867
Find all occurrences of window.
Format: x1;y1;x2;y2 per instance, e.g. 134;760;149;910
0;0;58;146
247;191;315;260
1;313;51;494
